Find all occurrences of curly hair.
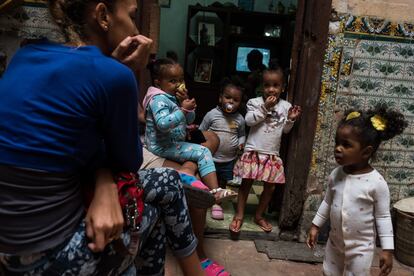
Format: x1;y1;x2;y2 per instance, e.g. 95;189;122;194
263;58;288;86
48;0;116;42
219;76;245;96
147;58;179;84
339;103;408;152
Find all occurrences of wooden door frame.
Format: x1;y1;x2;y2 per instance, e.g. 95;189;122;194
279;0;332;230
137;0;332;231
136;0;159;104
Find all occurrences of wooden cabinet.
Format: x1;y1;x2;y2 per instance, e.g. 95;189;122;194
183;5;295;122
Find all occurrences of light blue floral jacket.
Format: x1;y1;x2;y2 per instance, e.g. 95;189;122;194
144;90;195;153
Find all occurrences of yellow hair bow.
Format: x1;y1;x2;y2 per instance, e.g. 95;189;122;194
371;115;387;131
346;111;361;121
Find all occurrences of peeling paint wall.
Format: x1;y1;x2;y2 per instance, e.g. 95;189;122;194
333;0;414;22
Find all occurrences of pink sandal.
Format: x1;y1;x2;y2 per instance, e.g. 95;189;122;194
210;204;224;220
201;258;230;276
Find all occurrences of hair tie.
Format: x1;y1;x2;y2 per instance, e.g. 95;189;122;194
371;115;387;131
346;111;361;121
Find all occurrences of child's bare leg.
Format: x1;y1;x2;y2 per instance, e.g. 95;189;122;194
162;160;198;178
255;182;275;218
189;207;208;259
162;159;183;170
254;182;276;232
229;178;253;232
201;171;219;190
235;178;253;219
179;161;198;175
177;250;204;276
201;130;219;154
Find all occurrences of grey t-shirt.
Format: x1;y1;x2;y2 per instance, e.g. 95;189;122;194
199;107;245;163
0;165;84;254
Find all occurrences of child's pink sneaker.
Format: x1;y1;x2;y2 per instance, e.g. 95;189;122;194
201;258;230;276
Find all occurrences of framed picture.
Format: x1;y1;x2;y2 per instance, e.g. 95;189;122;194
264;24;282;38
158;0;170;8
194;58;213;83
198;22;215;46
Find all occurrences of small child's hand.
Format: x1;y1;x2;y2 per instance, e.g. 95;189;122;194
264;96;277;110
176;84;189;103
181;98;196;111
288;105;302;121
379;250;393;276
306;224;319;249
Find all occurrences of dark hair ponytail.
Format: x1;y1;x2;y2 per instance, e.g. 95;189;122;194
48;0;115;42
340;103;408;152
219;76;245;96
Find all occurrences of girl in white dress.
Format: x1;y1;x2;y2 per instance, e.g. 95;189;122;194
230;60;302;233
307;105;408;276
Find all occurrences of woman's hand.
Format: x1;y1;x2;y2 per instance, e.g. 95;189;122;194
264;96;277;110
288;105;302;121
85;169;124;252
181;98;197;111
306;224;319;249
379;250;393;276
111;35;153;72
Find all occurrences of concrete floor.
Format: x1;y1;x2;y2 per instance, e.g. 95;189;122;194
165;238;414;276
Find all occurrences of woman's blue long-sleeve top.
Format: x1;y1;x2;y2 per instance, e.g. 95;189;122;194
0;41;142;173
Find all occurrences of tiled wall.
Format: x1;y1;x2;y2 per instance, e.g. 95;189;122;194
299;15;414;241
0;1;61;41
0;1;64;76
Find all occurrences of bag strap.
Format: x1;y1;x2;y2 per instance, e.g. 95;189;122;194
116;172;144;256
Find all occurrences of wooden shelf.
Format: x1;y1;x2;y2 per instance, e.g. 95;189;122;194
183;5;296;122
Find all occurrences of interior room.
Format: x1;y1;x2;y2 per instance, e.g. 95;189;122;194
156;0;298;237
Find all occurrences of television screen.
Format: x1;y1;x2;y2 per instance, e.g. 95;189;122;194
236;47;270;72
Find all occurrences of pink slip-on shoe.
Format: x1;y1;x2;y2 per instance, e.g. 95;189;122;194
201;258;230;276
211;204;224;220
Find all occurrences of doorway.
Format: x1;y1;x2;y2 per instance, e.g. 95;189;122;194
203;0;333;238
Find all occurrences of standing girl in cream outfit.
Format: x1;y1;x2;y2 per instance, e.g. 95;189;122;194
307;105;408;276
230;60;302;233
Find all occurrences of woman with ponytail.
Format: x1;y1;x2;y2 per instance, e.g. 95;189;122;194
0;0;204;275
